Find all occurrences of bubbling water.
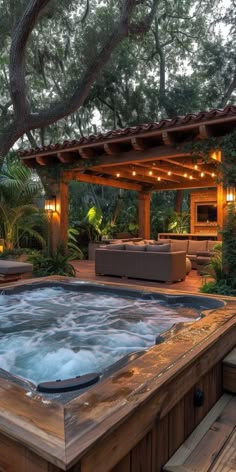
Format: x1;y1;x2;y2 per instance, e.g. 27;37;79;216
0;287;198;384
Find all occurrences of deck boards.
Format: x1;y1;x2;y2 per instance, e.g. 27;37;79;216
164;395;236;472
72;260;203;293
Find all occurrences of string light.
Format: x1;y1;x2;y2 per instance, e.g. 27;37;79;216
148;170;153;175
132;171;136;176
184;173;188;178
200;172;205;177
167;171;172;176
157;177;161;181
116;172;120;178
211;172;215;177
194;165;198;170
189;175;193;180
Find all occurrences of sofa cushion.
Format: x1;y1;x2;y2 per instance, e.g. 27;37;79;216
170;240;189;252
188;240;208;254
124;244;146;251
0;261;33;275
146;243;171;252
157;239;172;244
207;240;218;251
109;239;123;245
106;244;124;250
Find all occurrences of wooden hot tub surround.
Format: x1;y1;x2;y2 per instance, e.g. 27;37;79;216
0;277;236;472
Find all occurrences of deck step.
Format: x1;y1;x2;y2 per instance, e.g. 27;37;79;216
223;347;236;394
163;394;236;472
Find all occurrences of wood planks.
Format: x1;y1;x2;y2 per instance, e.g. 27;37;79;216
223;347;236;393
164;395;236;472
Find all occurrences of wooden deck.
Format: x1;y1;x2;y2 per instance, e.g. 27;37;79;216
72;260;203;293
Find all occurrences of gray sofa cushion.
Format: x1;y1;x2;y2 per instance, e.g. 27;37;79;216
146;243;171;252
124;244;146;251
188;240;208;254
0;261;33;275
106;244;124;250
207;240;219;251
170;240;189;252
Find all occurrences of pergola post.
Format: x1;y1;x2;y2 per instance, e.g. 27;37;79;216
138;191;151;239
50;181;68;253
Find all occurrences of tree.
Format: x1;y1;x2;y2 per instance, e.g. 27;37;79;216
0;0;159;160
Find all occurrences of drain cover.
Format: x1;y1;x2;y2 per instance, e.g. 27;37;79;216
37;373;100;393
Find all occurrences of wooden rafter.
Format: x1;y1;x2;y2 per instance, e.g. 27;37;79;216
92;145;189;168
165;157;218;177
62;171;143;191
113;164;181;183
93;166;169;186
134;162;195;182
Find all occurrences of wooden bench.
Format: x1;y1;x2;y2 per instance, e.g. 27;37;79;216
0;260;33;283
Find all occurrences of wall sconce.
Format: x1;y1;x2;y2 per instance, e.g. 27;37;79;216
44;195;56;212
0;239;4;253
210;150;221;161
226;186;236;204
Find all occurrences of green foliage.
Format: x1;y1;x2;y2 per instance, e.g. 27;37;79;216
221;204;236;280
0;155;46;250
67;227;84;260
0;247;33;260
200;280;236;296
85;205;116;241
167;212;190;234
28;245;76;277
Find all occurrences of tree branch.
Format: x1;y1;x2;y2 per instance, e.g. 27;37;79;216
1;0;158;159
25;0;159;130
220;70;236;108
9;0;51;121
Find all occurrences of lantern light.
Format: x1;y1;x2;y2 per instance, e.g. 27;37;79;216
44;195;56;212
0;239;4;253
226;186;236;203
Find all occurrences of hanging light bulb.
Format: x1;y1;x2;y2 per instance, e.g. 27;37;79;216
168;171;172;176
157;176;161;181
184;173;188;178
194;164;198;170
132;171;136;176
189;175;193;180
200;172;205;177
116;172;120;178
211;172;215;177
148;170;153;176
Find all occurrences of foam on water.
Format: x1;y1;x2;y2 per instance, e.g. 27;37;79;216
0;287;198;384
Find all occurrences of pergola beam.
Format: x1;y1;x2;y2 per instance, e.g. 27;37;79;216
93;146;189;168
63;171;143;191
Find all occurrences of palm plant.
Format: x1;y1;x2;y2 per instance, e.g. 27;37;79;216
0;154;45;251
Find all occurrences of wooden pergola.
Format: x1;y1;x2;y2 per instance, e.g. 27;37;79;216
18;105;236;248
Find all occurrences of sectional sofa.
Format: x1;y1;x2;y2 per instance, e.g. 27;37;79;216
95;242;186;283
95;238;219;282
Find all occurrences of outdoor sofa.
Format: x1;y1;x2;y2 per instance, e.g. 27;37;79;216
168;239;218;270
95;242;186;283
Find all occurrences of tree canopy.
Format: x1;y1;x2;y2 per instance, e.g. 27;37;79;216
0;0;235;157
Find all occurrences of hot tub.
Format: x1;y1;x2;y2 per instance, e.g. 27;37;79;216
0;278;235;472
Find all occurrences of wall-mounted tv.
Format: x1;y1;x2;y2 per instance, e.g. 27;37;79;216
196;204;217;223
